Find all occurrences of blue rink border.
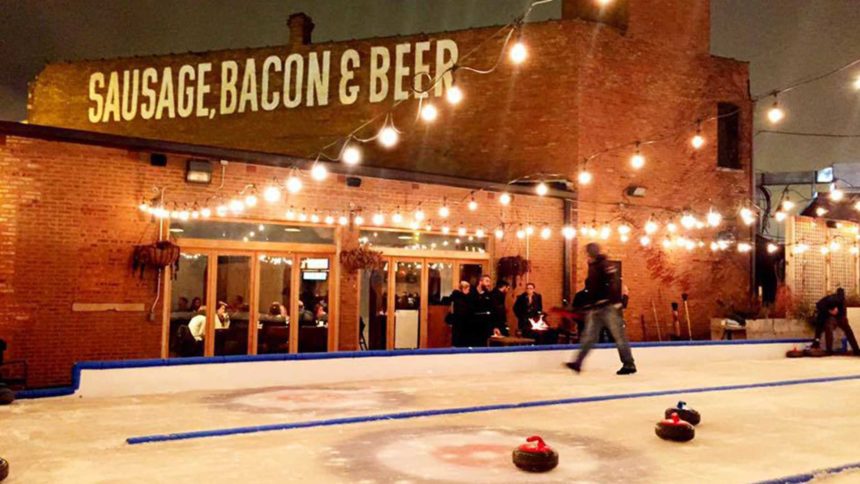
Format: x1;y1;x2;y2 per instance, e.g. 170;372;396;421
755;461;860;483
15;338;806;400
125;372;860;445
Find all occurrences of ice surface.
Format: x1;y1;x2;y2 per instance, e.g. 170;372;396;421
2;356;860;483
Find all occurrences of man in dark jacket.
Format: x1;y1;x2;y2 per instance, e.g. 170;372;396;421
566;243;637;375
470;275;496;346
490;280;511;337
813;288;860;355
448;281;473;347
514;282;543;336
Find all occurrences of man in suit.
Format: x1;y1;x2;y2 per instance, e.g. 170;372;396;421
514;282;543;337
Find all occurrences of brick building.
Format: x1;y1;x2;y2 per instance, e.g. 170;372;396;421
2;0;753;388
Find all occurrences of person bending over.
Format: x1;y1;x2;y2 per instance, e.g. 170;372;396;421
813;288;860;355
566;243;637;375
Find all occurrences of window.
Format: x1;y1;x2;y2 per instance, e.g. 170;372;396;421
717;102;741;170
170;220;334;244
359;230;487;253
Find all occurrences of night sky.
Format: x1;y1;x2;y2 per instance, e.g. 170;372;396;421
1;0;858;172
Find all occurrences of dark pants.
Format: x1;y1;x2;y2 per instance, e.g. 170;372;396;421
572;305;636;368
814;316;860;354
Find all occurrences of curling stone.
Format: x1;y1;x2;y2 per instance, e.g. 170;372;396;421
786;346;805;358
664;401;700;426
655;413;695;442
0;456;8;482
804;347;828;357
512;436;559;473
0;385;13;406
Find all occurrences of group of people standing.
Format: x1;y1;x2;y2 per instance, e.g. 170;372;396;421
447;275;510;347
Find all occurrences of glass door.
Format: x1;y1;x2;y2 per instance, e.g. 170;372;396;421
360;261;389;350
256;254;292;354
391;259;422;349
296;255;332;353
213;255;252;356
426;261;455;348
168;252;209;358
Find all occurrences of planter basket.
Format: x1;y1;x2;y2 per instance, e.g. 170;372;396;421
133;240;181;277
340;246;385;274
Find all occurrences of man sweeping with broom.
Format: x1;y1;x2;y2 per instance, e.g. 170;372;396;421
566;243;637;375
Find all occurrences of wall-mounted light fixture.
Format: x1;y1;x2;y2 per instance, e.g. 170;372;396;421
186;159;213;184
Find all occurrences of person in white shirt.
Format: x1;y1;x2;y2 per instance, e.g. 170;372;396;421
188;307;206;341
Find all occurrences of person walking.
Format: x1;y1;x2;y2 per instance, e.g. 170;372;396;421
566;243;637;375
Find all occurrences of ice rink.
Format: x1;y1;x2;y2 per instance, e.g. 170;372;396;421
3;344;860;483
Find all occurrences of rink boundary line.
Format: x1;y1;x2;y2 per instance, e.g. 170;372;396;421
125;372;860;445
755;460;860;483
15;338;805;400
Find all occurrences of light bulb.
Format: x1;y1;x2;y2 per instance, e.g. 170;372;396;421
499;192;512;206
793;243;809;254
707;210;722;227
310;212;320;223
468;197;478;211
630;152;645;170
229;199;244;213
263;185;281;202
681;214;697;229
311;163;328;181
420;103;438;122
738;242;752;253
372;212;385;225
854;76;860;91
767;243;778;254
767;102;785;124
775;211;787;222
285;208;296;220
535;182;549;196
516;229;525;239
286;176;303;194
201;207;212;218
446;85;463;105
216;204;228;217
392;210;404;224
599;225;611;239
354;215;365;226
298;211;308;222
820;246;830;255
667;223;678;233
441;225;450;234
458;225;467;236
540;227;551;239
324;215;335;225
338;215;349;226
475;228;486;238
578;170;592;185
830;241;841;252
244;194;258;208
342;144;362;165
644;220;658;234
691;133;705;149
830;188;844;201
414;208;426;221
438;205;450;218
596;0;613;5
378;127;399;148
494;227;505;239
816;207;828;217
562;226;576;239
509;41;527;64
782;200;795;211
138;201;149;212
640;235;651;247
740;207;755;225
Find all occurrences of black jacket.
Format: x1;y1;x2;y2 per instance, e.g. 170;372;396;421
585;255;621;308
514;293;543;328
816;293;845;324
449;290;473;323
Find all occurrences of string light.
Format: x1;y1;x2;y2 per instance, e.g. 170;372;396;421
740;207;756;225
816;207;828;217
372;211;385;225
446;84;464;105
644;220;658;235
666;223;678;233
438;200;450;218
414;205;426;222
229;198;244;214
525;225;535;236
499;192;512;206
630;143;645;170
286;175;303;194
820;246;830;255
509;40;527;64
468;193;478;211
310;212;320;223
782;200;795;211
441;224;450;234
562;226;576;240
475;227;486;238
535;182;549;196
577;170;593;185
767;98;785;124
458;224;467;236
766;243;778;254
516;228;526;239
540;226;551;239
342;144;362;165
851;246;860;255
640;235;651;247
774;211;787;222
494;226;505;239
793;243;809;254
680;214;697;230
392;209;404;224
298;210;308;222
378;126;399;148
200;207;212;218
706;209;722;227
691;121;705;149
420;103;438;122
354;215;365;226
738;242;752;253
830;241;841;252
617;224;631;236
830;185;844;201
311;163;328;181
263;183;281;203
324;214;335;225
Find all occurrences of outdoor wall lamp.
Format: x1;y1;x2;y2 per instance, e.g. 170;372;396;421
185;159;213;184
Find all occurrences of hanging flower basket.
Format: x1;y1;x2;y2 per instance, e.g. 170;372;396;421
340;246;385;274
497;255;531;284
133;240;181;277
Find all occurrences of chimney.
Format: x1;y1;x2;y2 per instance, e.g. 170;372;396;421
561;0;629;31
288;13;315;46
